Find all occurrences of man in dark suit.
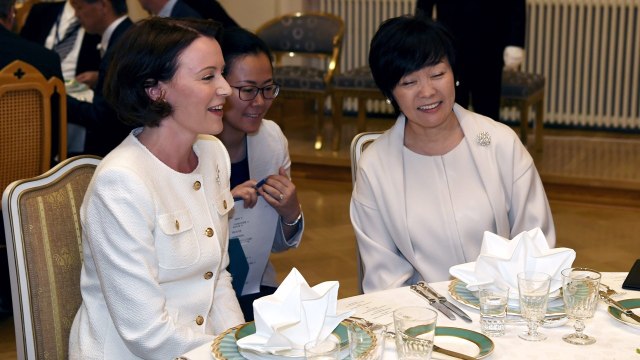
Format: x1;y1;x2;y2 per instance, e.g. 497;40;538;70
66;0;135;157
416;0;526;121
1;0;65;319
181;0;237;28
138;0;201;18
20;0;101;87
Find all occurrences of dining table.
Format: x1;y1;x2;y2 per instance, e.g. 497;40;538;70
65;80;93;154
182;272;639;359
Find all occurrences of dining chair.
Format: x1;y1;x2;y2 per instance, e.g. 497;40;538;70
350;131;382;294
12;0;39;33
332;66;390;151
501;70;546;152
2;155;100;360
0;60;68;196
256;12;345;150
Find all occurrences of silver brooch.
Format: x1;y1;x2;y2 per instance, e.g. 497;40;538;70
476;131;491;146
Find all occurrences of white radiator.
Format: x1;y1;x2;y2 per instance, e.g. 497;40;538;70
318;0;640;130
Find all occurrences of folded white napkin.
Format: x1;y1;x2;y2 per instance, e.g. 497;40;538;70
236;268;353;356
449;228;575;298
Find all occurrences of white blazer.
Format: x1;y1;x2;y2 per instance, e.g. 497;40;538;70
69;131;244;359
245;119;303;288
351;104;555;293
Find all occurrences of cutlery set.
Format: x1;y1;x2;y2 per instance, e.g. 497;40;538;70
599;289;640;323
410;282;473;323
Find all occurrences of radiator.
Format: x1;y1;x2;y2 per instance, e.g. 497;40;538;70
318;0;640;130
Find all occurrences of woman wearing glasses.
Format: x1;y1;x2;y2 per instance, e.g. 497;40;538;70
218;27;303;320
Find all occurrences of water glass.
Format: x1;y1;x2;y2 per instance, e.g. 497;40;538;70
304;336;340;359
478;284;509;337
393;306;438;360
561;267;601;345
347;322;386;360
517;271;551;341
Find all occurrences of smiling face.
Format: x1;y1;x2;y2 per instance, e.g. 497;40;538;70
157;36;231;136
392;58;457;131
222;52;275;136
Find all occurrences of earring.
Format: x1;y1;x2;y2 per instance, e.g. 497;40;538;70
455;81;460;87
385;98;391;104
158;89;167;103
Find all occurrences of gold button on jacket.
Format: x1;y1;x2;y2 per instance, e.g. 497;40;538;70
205;227;214;237
204;271;213;280
195;315;204;325
193;181;201;190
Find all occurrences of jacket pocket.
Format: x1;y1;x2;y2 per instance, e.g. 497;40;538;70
156;209;199;269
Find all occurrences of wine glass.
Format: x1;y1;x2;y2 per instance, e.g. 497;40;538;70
517;271;551;341
561;267;601;345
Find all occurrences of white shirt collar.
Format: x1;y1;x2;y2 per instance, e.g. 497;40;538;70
158;0;178;17
98;15;127;57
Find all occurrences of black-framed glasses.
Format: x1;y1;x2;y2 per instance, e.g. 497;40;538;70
231;84;280;101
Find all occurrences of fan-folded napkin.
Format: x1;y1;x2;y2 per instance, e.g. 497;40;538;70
449;228;575;298
236;268;353;355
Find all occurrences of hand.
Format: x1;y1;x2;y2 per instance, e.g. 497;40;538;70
257;167;301;222
75;71;99;89
231;180;259;208
503;46;525;71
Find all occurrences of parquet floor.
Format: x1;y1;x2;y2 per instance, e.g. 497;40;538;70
1;101;639;359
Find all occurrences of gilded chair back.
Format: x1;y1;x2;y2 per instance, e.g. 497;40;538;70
13;0;40;33
350;131;382;294
0;60;68;194
256;12;345;150
2;155;100;360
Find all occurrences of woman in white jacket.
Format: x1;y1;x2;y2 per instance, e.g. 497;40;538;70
69;18;244;359
217;27;303;320
350;15;555;293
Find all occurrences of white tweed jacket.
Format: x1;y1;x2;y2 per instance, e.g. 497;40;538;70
69;130;244;359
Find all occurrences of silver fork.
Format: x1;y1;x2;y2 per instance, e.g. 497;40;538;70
600;283;626;297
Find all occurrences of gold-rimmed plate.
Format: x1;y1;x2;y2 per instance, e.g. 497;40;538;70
434;327;494;359
607;298;640;328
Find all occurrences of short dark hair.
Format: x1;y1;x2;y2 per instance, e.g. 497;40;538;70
368;15;457;115
104;17;222;127
82;0;127;15
220;26;274;76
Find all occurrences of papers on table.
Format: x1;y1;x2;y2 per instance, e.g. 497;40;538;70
228;196;279;296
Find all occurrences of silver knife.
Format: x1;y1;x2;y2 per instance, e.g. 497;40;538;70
599;290;640;323
410;285;456;320
418;281;473;323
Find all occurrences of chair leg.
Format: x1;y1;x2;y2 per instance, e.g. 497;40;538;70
534;98;544;152
332;94;344;152
519;102;530;146
314;96;325;150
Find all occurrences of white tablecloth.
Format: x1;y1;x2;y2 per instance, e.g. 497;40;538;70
183;272;639;359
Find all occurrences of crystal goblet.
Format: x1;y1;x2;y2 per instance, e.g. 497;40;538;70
517;271;551;341
561;267;601;345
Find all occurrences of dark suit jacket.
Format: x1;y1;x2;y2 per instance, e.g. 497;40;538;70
180;0;238;28
66;18;135;157
171;0;202;18
20;2;101;76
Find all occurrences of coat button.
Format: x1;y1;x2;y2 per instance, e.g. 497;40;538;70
205;227;214;237
204;271;213;280
193;181;201;190
223;200;227;209
195;315;204;325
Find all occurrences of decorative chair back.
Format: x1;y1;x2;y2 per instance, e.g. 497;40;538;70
256;12;345;150
0;60;67;193
350;131;382;293
2;155;100;360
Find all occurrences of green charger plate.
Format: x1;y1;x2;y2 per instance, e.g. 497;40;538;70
435;327;494;359
607;298;640;329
